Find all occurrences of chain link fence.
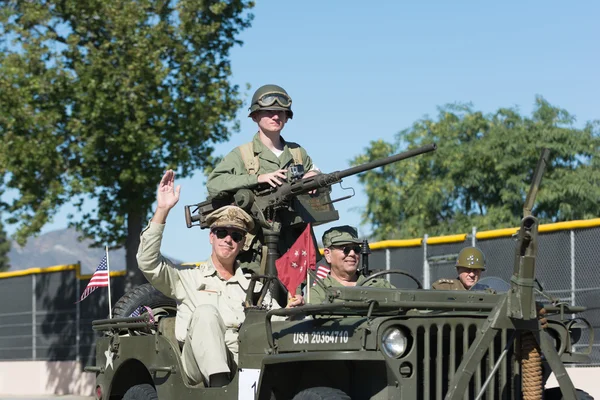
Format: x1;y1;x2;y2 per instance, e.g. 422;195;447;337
0;220;598;366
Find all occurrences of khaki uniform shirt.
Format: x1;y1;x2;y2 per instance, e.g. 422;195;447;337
136;222;279;346
431;278;467;290
309;273;395;304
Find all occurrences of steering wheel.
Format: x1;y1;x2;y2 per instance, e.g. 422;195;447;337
357;270;423;289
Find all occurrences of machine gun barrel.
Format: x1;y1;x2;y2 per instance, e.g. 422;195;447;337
277;143;437;202
337;143;437;180
523;148;550;218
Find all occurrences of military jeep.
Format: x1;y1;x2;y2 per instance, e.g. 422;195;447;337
88;270;593;400
87;148;594;399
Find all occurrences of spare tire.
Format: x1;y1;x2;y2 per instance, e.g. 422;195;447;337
113;283;177;319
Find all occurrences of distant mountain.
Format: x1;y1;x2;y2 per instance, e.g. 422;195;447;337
7;227;180;274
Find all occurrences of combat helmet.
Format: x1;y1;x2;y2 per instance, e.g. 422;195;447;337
248;84;293;119
456;247;486;270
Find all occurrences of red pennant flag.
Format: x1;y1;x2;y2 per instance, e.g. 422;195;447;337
275;224;316;295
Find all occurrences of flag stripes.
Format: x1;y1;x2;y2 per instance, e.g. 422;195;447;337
79;254;109;302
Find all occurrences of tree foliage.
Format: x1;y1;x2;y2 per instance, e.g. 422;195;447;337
353;97;600;240
0;220;10;272
0;0;254;284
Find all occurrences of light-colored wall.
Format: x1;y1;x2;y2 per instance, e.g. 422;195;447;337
0;361;94;396
546;368;600;399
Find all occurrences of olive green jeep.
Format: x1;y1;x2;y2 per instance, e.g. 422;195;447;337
87;148;594;399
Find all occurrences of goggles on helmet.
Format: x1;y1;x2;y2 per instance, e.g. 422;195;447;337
256;92;292;108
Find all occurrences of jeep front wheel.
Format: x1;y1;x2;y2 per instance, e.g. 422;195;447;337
292;387;350;400
123;383;158;400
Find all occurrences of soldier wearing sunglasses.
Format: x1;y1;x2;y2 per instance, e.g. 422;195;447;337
206;84;321;275
137;170;304;388
309;226;395;304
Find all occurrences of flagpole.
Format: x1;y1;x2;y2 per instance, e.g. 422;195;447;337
306;268;310;304
105;245;113;319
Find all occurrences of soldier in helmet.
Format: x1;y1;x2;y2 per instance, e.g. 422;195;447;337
432;246;486;290
207;84;320;275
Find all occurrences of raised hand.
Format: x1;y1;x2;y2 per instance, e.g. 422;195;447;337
151;170;181;224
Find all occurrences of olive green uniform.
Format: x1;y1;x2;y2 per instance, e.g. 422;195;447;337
310;273;395;304
206;133;314;198
136;221;279;385
431;278;467;290
432;247;486;291
206;133;317;274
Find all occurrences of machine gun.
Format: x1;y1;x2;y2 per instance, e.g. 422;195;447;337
185;143;437;230
184;143;437;286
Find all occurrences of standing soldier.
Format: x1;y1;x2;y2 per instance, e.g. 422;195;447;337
206;84;320;275
432;246;485;290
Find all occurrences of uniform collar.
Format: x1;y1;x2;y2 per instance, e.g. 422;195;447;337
201;257;250;289
251;132;295;167
321;272;362;288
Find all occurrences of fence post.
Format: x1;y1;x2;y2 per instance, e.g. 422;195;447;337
423;234;430;289
385;249;391;283
31;273;36;360
570;230;576;310
76;261;81;364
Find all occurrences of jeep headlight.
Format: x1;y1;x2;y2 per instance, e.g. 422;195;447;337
381;327;408;358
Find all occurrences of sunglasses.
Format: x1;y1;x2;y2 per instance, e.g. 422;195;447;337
332;244;361;256
257;92;292;108
211;228;245;243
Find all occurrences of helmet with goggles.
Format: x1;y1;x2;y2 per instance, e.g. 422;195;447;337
248;84;293;119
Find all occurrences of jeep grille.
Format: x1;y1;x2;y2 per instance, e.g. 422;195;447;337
416;320;515;400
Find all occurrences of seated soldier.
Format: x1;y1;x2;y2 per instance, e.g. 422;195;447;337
432;246;485;290
309;225;394;304
137;170;303;387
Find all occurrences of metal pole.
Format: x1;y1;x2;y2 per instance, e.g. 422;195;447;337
472;226;477;247
106;246;113;319
423;234;430;289
76;261;81;363
31;273;36;360
570;230;576;318
385;249;391;283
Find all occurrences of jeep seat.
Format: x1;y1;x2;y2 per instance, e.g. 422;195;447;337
158;316;182;351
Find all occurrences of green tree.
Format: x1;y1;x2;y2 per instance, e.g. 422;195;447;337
0;220;10;272
353;97;600;240
0;0;253;286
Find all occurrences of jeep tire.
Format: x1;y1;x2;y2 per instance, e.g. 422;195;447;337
292;387;351;400
123;383;158;400
112;283;176;318
544;387;594;400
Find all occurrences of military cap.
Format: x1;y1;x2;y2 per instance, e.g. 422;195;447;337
205;206;254;233
322;225;362;248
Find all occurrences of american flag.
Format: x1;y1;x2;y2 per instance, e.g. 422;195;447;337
79;255;109;302
312;264;330;285
130;305;155;323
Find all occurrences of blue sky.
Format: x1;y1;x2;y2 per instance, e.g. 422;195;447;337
5;1;600;264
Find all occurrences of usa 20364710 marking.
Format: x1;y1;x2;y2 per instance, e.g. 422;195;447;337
293;331;349;345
